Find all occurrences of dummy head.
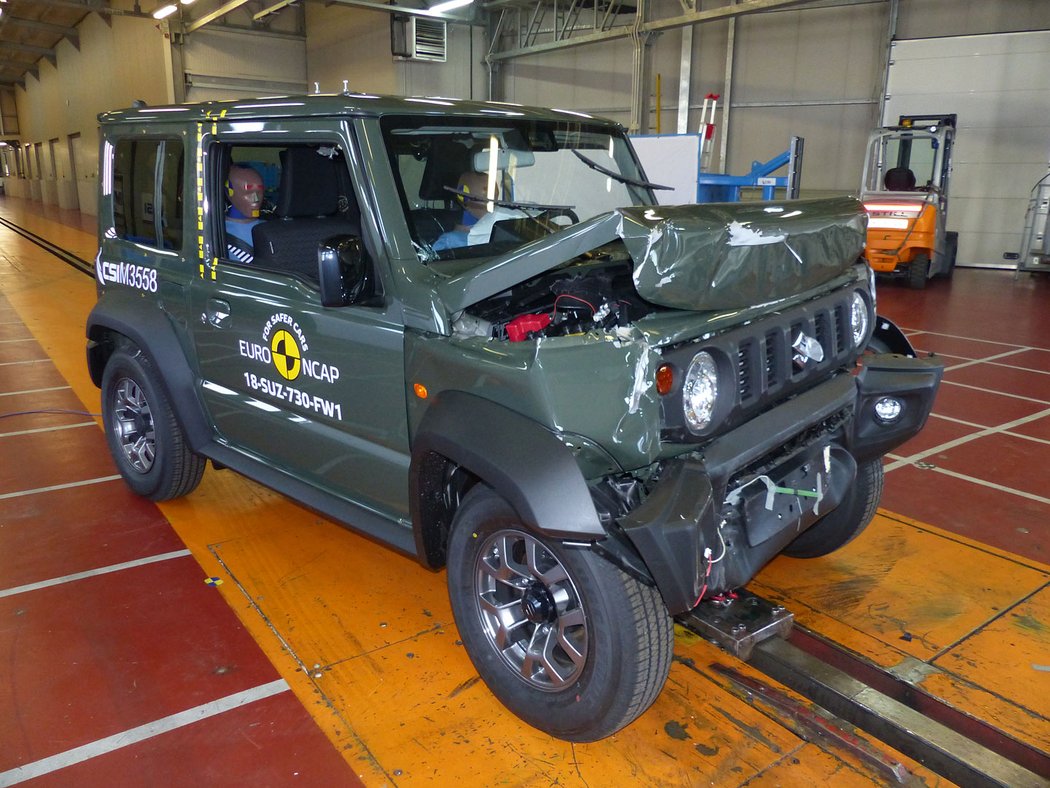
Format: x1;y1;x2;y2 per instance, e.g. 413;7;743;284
457;170;498;221
227;165;264;220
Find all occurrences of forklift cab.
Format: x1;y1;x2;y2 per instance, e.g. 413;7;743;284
860;114;957;289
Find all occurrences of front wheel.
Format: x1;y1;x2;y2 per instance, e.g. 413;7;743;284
446;487;673;742
783;460;883;558
101;344;206;501
907;254;930;289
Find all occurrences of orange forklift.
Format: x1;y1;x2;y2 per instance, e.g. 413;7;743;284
860;114;957;289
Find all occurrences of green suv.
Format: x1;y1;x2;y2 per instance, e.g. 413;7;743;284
87;94;942;742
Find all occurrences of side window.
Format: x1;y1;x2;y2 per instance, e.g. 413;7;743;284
112;138;184;251
218;142;361;281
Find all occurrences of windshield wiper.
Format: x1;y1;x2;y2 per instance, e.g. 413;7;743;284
443;186;575;213
571;150;672;191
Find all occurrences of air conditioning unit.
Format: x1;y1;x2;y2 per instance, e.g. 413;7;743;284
391;17;447;62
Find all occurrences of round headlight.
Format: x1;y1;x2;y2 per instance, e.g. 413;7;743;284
850;291;869;347
683;351;719;432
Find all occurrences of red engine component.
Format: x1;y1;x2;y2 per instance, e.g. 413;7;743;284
506;312;552;342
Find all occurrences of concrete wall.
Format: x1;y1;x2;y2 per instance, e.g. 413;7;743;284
4;0;1048;234
304;4;484;99
13;5;172;215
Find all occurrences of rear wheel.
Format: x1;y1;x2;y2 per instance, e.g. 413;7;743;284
783;460;883;558
101;345;205;501
446;487;673;742
940;231;958;278
907;253;930;289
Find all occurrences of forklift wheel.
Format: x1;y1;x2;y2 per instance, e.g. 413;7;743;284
939;232;959;279
907;254;930;289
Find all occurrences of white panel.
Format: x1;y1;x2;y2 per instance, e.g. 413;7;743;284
884;31;1050;269
630;134;702;204
184;28;306;100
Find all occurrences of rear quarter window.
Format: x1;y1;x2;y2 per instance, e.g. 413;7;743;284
112;138;184;251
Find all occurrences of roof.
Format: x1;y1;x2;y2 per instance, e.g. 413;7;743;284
0;0;92;89
97;93;618;127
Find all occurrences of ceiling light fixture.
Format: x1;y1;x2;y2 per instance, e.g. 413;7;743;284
429;0;473;13
153;3;178;18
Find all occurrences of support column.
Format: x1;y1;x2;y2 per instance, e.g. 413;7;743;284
628;0;657;134
676;26;694;134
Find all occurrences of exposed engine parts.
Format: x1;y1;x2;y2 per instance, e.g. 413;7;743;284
453;254;655;342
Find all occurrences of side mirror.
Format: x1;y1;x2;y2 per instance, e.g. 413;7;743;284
318;235;374;308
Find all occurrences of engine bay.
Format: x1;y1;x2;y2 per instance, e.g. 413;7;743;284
453;247;659;342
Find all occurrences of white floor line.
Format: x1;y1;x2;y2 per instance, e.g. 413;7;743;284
0;474;122;500
0;358;49;367
926;465;1050;507
884;406;1050;473
1003;429;1050;448
0;337;34;344
941;347;1030;373
940;379;1050;406
0;385;71;397
0;549;192;599
0;421;96;439
984;359;1050;377
928;412;989;430
901;328;1034;349
0;679;290;785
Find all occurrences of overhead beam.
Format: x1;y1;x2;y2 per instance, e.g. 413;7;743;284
0;41;57;58
185;0;254;33
320;0;478;25
26;0;150;17
253;0;298;20
2;16;79;38
487;0;851;61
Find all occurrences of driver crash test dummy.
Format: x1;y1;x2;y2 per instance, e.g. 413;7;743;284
433;170;496;251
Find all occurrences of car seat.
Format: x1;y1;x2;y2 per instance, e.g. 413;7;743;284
252;147;360;280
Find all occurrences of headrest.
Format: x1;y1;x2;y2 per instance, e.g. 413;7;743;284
275;147;346;218
418;139;474;201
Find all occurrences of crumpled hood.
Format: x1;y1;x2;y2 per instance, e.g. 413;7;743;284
435;196;866;318
618;196;867;311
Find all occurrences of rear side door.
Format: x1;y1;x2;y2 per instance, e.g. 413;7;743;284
96;126;190;322
186;119;412;524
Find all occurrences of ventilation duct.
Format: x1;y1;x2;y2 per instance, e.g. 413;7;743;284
391;17;447;62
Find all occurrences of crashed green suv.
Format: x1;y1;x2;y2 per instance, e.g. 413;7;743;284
87;94;942;742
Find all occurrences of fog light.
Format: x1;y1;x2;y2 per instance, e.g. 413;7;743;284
874;396;903;423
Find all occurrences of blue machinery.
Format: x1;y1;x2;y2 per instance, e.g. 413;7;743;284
697;136;805;203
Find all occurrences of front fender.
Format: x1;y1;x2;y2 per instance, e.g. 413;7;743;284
86;289;212;452
409;390;604;568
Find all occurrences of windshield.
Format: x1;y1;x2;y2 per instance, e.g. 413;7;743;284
863;130;943;194
381;114;656;268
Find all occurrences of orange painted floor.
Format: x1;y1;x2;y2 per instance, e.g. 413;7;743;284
1;195;1048;786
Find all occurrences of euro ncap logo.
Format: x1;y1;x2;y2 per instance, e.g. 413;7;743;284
270;329;301;380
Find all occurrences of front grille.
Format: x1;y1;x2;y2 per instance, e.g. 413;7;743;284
661;287;864;442
737;295;855;407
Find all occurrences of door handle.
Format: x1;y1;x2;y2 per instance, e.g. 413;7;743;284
204;299;231;329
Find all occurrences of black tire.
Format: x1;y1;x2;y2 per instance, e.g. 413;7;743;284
940;231;958;278
446;487;673;742
907;254;930;289
101;345;205;501
863;335;893;356
783;460;883;558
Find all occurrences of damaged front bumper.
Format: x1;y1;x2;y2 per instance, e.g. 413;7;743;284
619;353;943;615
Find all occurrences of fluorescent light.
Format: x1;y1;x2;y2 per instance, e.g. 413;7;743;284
153;3;178;18
429;0;472;13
